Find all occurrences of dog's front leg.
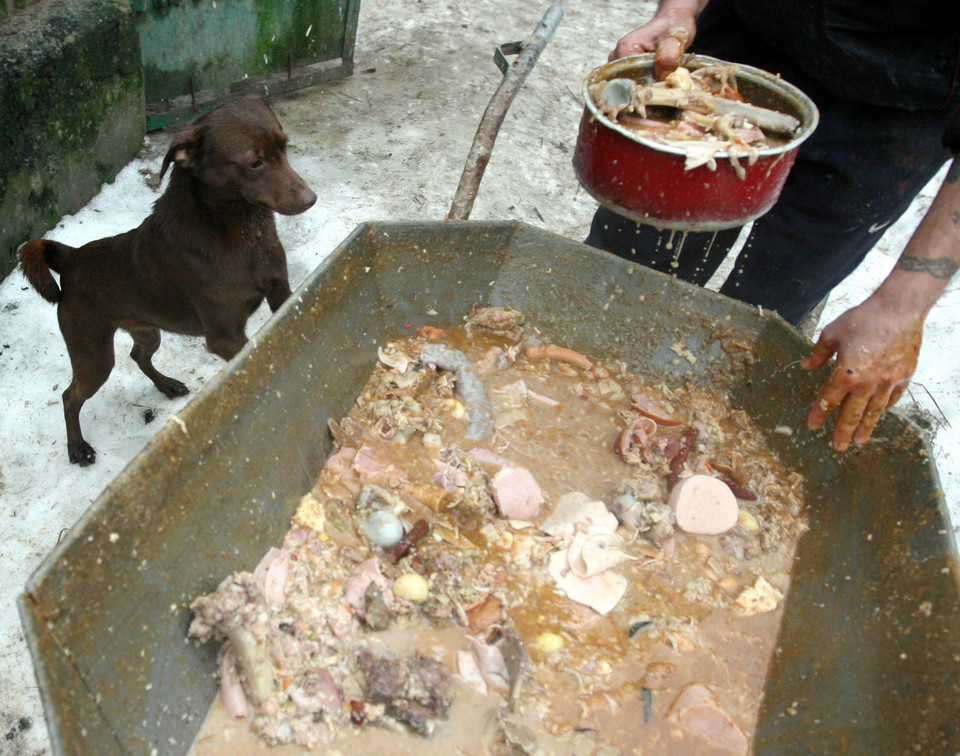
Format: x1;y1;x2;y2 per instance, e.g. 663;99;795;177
199;301;252;360
204;327;248;362
129;326;190;398
265;276;292;313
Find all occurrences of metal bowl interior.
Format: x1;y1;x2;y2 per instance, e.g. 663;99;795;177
582;53;820;159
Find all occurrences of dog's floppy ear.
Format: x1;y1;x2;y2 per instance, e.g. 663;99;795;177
160;126;203;180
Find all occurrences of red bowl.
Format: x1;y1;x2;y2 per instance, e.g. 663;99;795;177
573;54;819;231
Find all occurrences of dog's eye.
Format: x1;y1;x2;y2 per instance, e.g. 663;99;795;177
248;158;264;170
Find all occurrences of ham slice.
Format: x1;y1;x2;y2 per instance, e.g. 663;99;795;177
567;531;635;578
219;649;250;718
548;549;628;615
288;669;342;716
667;683;749;755
324;446;357;477
669;474;739;535
465;635;509;693
343;558;389;611
540;492;635;614
253;548;289;606
456;650;489;696
540;492;619;539
492;467;543;519
352;445;389;477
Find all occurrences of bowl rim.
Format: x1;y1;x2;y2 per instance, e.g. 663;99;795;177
581;53;820;159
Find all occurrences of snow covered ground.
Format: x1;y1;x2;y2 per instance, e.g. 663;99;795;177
0;0;955;752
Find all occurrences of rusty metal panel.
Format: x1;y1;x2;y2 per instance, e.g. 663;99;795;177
21;221;960;755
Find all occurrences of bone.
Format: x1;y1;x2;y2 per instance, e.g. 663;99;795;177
636;86;800;135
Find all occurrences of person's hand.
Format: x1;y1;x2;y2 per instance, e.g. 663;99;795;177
609;2;699;80
801;296;922;451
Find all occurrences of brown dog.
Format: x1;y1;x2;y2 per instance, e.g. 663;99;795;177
18;96;316;465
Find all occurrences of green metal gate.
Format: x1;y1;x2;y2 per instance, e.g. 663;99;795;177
132;0;360;130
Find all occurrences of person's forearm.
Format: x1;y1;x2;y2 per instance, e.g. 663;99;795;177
800;156;958;451
654;0;710;16
659;0;710;11
871;158;960;320
649;0;709;29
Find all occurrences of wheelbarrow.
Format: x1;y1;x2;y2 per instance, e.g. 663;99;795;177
19;8;960;756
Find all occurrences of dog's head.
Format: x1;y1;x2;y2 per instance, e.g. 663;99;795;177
160;96;317;216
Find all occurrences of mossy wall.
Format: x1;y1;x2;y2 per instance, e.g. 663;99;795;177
0;0;145;280
136;0;352;104
0;0;358;280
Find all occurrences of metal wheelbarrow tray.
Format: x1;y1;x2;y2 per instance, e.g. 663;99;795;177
20;221;960;755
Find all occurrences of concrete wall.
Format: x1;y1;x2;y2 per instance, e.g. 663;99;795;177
0;0;145;279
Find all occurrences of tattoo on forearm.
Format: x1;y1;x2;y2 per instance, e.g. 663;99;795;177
898;255;959;279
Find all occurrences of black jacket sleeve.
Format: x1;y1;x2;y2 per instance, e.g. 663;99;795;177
945;103;960;155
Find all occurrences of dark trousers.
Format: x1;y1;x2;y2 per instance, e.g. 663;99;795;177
584;0;953;326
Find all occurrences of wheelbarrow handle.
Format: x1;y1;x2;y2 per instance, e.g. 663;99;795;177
446;5;564;222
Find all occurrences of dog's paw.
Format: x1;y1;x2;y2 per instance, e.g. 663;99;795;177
155;377;190;398
68;441;97;466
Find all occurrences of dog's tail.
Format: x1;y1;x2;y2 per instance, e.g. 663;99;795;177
17;239;74;304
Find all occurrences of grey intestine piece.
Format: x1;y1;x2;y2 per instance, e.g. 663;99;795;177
420;343;494;441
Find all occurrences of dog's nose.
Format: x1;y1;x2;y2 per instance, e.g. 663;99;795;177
299;186;318;212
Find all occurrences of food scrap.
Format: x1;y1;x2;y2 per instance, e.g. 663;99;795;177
187;306;806;755
589;63;801;176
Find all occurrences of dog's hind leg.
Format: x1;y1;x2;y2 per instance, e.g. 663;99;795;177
63;378;100;466
61;326;116;466
128;326;190;398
